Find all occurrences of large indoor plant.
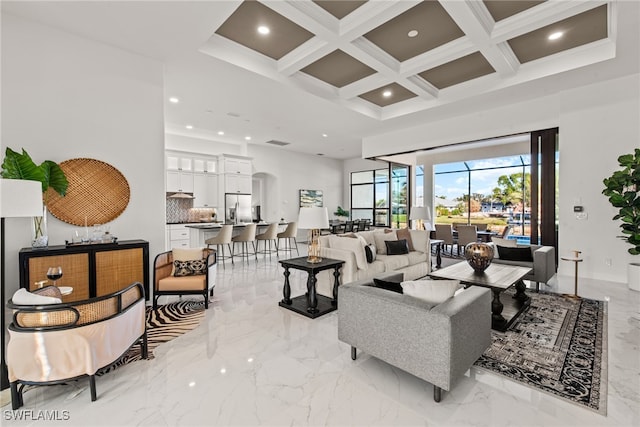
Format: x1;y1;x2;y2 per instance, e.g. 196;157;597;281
602;148;640;290
1;148;68;247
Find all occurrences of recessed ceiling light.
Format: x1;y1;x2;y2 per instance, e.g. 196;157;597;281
548;31;563;41
257;25;270;35
407;30;419;38
245;136;251;141
382;90;392;98
169;97;179;103
185;125;193;130
322;133;328;138
217;131;225;136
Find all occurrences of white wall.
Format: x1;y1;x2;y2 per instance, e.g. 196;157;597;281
363;74;640;283
1;14;165;294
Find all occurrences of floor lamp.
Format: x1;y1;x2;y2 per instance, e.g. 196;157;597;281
298;207;329;263
0;179;43;404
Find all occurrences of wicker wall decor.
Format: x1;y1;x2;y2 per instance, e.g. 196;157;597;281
47;158;130;226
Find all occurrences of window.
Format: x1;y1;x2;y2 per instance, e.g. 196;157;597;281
351;169;388;225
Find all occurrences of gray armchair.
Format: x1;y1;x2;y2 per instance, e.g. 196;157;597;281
338;272;491;402
490;243;557;291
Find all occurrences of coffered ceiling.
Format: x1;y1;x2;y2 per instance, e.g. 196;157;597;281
2;0;637;159
202;0;613;120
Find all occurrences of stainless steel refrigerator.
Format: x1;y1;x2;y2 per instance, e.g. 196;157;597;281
225;193;252;224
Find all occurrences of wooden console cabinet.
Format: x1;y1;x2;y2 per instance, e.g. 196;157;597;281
19;240;149;302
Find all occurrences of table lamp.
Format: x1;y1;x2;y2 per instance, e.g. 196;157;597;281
0;179;43;400
298;207;329;263
410;206;432;231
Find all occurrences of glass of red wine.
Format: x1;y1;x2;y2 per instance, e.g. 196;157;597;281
46;266;63;286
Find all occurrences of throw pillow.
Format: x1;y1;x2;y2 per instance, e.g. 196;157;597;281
12;288;62;305
364;244;377;263
373;230;397;255
396;228;415;251
173;259;208;277
171;247;203;275
372;278;403;294
496;246;533;262
491;237;517;247
385;239;409;255
329;234;368;270
401;280;461;304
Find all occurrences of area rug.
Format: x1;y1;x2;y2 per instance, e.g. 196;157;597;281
98;300;205;374
473;290;607;415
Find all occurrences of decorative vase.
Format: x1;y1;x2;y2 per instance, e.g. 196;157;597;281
465;242;494;273
32;206;49;248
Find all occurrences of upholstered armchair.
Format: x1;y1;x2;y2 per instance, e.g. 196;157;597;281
153;248;216;309
7;282;147;410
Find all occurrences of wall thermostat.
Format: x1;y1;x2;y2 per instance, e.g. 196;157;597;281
573;206;584;212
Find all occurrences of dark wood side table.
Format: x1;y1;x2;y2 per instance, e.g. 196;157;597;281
278;257;344;319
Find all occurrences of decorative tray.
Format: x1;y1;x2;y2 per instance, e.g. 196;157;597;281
65;237;118;247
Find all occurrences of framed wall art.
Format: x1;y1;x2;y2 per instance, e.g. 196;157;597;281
299;189;323;207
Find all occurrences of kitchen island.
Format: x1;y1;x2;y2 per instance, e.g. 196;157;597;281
186;222;288;248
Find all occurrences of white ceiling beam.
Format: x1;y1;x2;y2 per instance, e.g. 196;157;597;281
492;0;608;43
277;38;333;76
339;0;421;40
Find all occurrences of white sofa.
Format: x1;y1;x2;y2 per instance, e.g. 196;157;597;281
316;229;430;298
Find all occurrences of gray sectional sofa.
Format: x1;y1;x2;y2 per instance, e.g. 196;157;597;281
337;272;491;402
315;229;430;298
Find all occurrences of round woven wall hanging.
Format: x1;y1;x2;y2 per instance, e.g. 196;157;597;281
47;158;130;226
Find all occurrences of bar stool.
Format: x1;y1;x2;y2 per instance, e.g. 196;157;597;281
277;222;299;257
205;224;234;266
232;223;257;262
255;223;279;258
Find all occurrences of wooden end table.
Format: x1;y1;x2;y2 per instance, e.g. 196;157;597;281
278;257;344;319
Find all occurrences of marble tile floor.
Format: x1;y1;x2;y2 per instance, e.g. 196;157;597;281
3;247;639;426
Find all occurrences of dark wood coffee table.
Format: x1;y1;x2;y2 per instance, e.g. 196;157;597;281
429;262;532;331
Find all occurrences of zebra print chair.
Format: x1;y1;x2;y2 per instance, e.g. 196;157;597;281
7;282;147;410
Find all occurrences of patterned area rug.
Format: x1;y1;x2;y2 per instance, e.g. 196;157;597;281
473;290;607;414
98;300;205;374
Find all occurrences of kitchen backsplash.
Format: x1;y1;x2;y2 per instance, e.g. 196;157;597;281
166;198;217;223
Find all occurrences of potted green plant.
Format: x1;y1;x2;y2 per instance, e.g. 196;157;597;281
1;148;68;247
334;206;349;219
602;148;640;291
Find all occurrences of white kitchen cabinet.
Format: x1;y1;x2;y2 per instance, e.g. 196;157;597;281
193;173;219;207
166;154;193;172
166;170;194;193
166;224;195;250
224;157;252;175
193;157;217;173
225;174;252;194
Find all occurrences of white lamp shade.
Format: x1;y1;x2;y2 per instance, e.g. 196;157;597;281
298;207;329;229
409;206;431;221
0;179;43;218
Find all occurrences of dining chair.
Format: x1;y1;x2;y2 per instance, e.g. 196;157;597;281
435;224;455;255
343;221;355;233
277;222;299;256
255;223;279;258
456;225;478;256
232;223;258;262
472;222;488;231
205;224;234;266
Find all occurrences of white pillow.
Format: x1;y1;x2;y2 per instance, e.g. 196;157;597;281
329;235;368;270
491;237;516;247
12;288;62;305
401;280;461;304
373;230;398;255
